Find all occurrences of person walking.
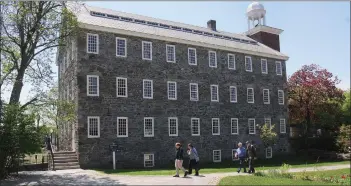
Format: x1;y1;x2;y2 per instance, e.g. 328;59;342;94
234;142;247;173
246;141;257;174
187;143;200;176
174;143;188;177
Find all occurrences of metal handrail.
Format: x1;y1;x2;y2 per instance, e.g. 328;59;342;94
48;141;55;171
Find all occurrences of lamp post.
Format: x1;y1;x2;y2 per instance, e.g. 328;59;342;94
109;143;120;170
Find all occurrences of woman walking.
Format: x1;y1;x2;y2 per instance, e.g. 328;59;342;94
187;143;199;176
174;143;188;177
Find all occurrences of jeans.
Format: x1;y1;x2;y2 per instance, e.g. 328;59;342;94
188;159;199;175
237;157;246;172
248;158;255;173
175;159;186;175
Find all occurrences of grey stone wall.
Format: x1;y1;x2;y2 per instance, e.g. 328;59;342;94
75;28;289;169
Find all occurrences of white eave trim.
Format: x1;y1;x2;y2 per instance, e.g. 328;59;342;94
245;25;284;36
79;23;289;61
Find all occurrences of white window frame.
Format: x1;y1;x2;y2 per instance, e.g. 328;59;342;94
228;53;236;70
280;119;286;134
87;116;100;138
248;118;256;134
210;84;219;102
263;89;270;104
117;117;128;137
166;44;176;63
212;118;220;135
266;147;272;159
142;41;152;60
247;88;254;103
213;150;221;162
167;81;177;100
245;56;253;72
143;79;153;99
230;86;237;103
276;61;282;75
189;83;199;101
261;59;268;74
278;90;285;105
231;118;239;135
86;33;99;54
144;154;155;167
87;75;99;96
264;118;272;129
232;149;239;161
116;37;127;57
144;117;154;137
168;117;178;136
188;48;197;65
208;51;217;68
116;77;128;98
191;118;200;136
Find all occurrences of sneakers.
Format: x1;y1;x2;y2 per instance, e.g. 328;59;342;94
184;171;188;177
173;175;179;177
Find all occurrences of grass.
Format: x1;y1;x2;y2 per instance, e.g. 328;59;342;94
93;156;350;176
218;176;336;185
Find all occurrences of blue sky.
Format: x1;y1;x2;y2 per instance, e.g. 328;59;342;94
3;1;350;104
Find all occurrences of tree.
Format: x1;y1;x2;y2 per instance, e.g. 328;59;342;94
341;90;351;124
1;1;78;106
259;123;278;148
288;64;344;137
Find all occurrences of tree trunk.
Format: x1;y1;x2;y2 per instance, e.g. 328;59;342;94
9;69;25;105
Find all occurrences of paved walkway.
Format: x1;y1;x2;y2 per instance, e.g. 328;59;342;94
1;164;349;185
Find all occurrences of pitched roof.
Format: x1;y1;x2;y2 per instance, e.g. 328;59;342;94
70;3;289;60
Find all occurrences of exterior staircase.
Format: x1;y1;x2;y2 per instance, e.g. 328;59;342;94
53;151;80;170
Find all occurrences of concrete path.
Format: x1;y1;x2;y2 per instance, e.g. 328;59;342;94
1;164;349;185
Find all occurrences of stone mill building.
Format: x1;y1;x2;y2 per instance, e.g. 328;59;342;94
57;2;290;169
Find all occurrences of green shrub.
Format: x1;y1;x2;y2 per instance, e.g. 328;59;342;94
254;163;293;179
336;124;351;153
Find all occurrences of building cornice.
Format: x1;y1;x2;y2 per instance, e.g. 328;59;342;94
245;25;284;36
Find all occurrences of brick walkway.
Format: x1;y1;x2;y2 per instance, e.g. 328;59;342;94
1;164;349;185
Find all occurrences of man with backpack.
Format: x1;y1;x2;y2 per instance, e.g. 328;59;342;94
246;141;257;174
234;142;247;173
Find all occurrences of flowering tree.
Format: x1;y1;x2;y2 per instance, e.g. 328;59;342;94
259;123;278;148
288;64;344;137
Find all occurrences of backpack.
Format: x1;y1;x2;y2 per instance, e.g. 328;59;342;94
192;148;200;162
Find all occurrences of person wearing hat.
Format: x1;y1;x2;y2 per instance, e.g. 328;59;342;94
246;141;257;174
174;142;188;177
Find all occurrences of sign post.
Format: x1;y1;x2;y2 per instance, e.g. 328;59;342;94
109;143;119;170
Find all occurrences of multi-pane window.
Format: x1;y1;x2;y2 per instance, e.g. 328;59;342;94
208;51;217;68
190;83;199;101
278;90;284;105
166;44;176;63
212;118;220;135
143;79;153;99
87;33;99;54
116;77;127;97
261;59;268;74
191;118;200;136
276;61;282;75
142;41;152;60
264;118;272;128
266;147;272;158
144;117;154;137
144;154;154;167
116;37;127;57
87;75;99;96
247;88;254;103
168;117;178;136
263;89;270;104
231;118;239;135
211;85;219;102
87;116;100;138
228;54;236;70
117;117;128;137
245;56;252;72
167;81;177;100
188;48;197;65
248;118;256;134
213;150;221;162
230;86;237;103
280;119;286;133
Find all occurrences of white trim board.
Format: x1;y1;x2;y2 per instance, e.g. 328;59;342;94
79;23;289;61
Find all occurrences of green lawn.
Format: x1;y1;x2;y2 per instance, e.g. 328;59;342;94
293;168;351;180
94;159;350;176
218;176;336;185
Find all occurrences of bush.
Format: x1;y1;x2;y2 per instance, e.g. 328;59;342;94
336;124;351;153
254;163;293;179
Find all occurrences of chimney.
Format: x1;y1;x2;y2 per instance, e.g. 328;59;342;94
246;26;283;52
207;20;216;31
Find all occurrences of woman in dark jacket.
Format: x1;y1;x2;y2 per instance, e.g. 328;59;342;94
246;141;257;174
174;143;188;177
